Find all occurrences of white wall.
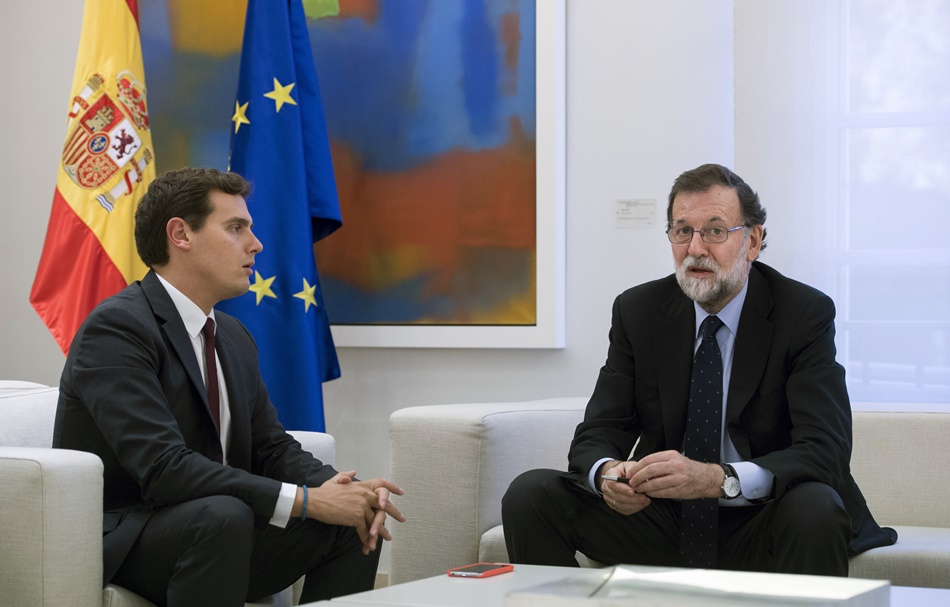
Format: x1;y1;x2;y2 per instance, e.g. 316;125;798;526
3;0;758;573
1;0;85;379
735;0;835;289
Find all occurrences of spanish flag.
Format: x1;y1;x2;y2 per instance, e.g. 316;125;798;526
31;0;154;354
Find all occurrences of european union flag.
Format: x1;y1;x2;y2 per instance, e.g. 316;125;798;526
219;0;341;432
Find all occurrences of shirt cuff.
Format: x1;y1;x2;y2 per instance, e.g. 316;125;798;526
730;461;774;502
589;457;616;494
269;482;298;528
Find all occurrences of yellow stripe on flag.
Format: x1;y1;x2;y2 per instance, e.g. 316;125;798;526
55;0;154;284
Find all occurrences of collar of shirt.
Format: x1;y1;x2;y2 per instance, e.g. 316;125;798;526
155;273;216;339
692;278;749;343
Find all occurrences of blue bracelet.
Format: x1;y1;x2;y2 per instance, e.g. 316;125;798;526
301;485;308;521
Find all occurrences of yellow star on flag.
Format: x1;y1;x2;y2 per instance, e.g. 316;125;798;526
293;278;318;312
263;78;298;112
248;271;277;305
232;100;250;133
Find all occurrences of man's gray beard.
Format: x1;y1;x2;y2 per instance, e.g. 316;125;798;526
675;240;750;308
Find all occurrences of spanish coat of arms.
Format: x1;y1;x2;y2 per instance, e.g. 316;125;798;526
62;70;153;212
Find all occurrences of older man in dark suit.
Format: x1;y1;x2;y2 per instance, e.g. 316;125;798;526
54;167;404;606
502;164;896;576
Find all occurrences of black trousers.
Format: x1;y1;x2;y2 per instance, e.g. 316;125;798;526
110;495;380;607
502;469;850;576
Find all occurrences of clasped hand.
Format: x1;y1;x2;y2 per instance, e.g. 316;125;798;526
302;471;406;555
601;451;721;515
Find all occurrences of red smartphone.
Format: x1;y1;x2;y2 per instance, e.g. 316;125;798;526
446;562;515;578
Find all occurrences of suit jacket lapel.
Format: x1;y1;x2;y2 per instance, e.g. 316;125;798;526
141;271;227;452
215;321;252;469
726;265;774;457
141;271;208;404
655;285;696;451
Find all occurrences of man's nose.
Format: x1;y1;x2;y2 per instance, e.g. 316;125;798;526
686;231;709;256
249;231;263;254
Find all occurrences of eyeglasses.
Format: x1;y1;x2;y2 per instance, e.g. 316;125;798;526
666;225;746;244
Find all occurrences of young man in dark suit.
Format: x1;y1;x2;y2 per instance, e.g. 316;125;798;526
502;163;896;575
54;167;404;606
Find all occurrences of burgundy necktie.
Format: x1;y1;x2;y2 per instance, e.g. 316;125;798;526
680;315;724;568
201;318;220;433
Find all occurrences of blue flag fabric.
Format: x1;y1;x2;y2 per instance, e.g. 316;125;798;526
219;0;342;432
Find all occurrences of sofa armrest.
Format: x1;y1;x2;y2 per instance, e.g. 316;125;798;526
288;430;336;467
0;447;103;606
388;398;587;584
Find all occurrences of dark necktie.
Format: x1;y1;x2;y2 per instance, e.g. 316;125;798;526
679;315;724;568
201;318;221;433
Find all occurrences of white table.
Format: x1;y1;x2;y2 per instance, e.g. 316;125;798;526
302;564;950;606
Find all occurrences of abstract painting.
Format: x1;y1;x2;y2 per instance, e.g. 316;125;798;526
140;0;564;347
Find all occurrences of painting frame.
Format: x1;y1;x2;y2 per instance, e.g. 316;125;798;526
329;0;566;349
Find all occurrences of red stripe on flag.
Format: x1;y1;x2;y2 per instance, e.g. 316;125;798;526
30;188;129;354
126;0;140;29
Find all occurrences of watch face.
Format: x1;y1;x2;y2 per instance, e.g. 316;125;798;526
723;476;741;498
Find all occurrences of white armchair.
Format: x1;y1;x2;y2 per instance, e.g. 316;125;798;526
388;398;587;585
0;381;335;607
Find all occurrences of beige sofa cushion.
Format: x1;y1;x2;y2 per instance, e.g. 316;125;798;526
849;526;950;587
851;412;950;528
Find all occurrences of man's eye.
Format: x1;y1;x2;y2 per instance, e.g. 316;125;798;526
675;227;693;237
707;227;725;236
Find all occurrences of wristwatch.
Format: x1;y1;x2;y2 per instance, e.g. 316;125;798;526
719;463;741;499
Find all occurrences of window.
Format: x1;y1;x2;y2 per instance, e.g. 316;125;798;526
735;0;950;409
832;0;950;404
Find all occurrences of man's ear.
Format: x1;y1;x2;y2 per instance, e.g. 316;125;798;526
166;217;192;253
747;225;764;262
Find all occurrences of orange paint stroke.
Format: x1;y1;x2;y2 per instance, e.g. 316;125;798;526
336;0;378;22
316;117;536;299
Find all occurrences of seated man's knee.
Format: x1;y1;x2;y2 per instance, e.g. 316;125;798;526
502;469;563;524
184;495;255;552
767;482;850;575
779;482;849;535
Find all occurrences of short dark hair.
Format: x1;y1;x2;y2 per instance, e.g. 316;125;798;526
666;163;768;251
134;167;251;267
